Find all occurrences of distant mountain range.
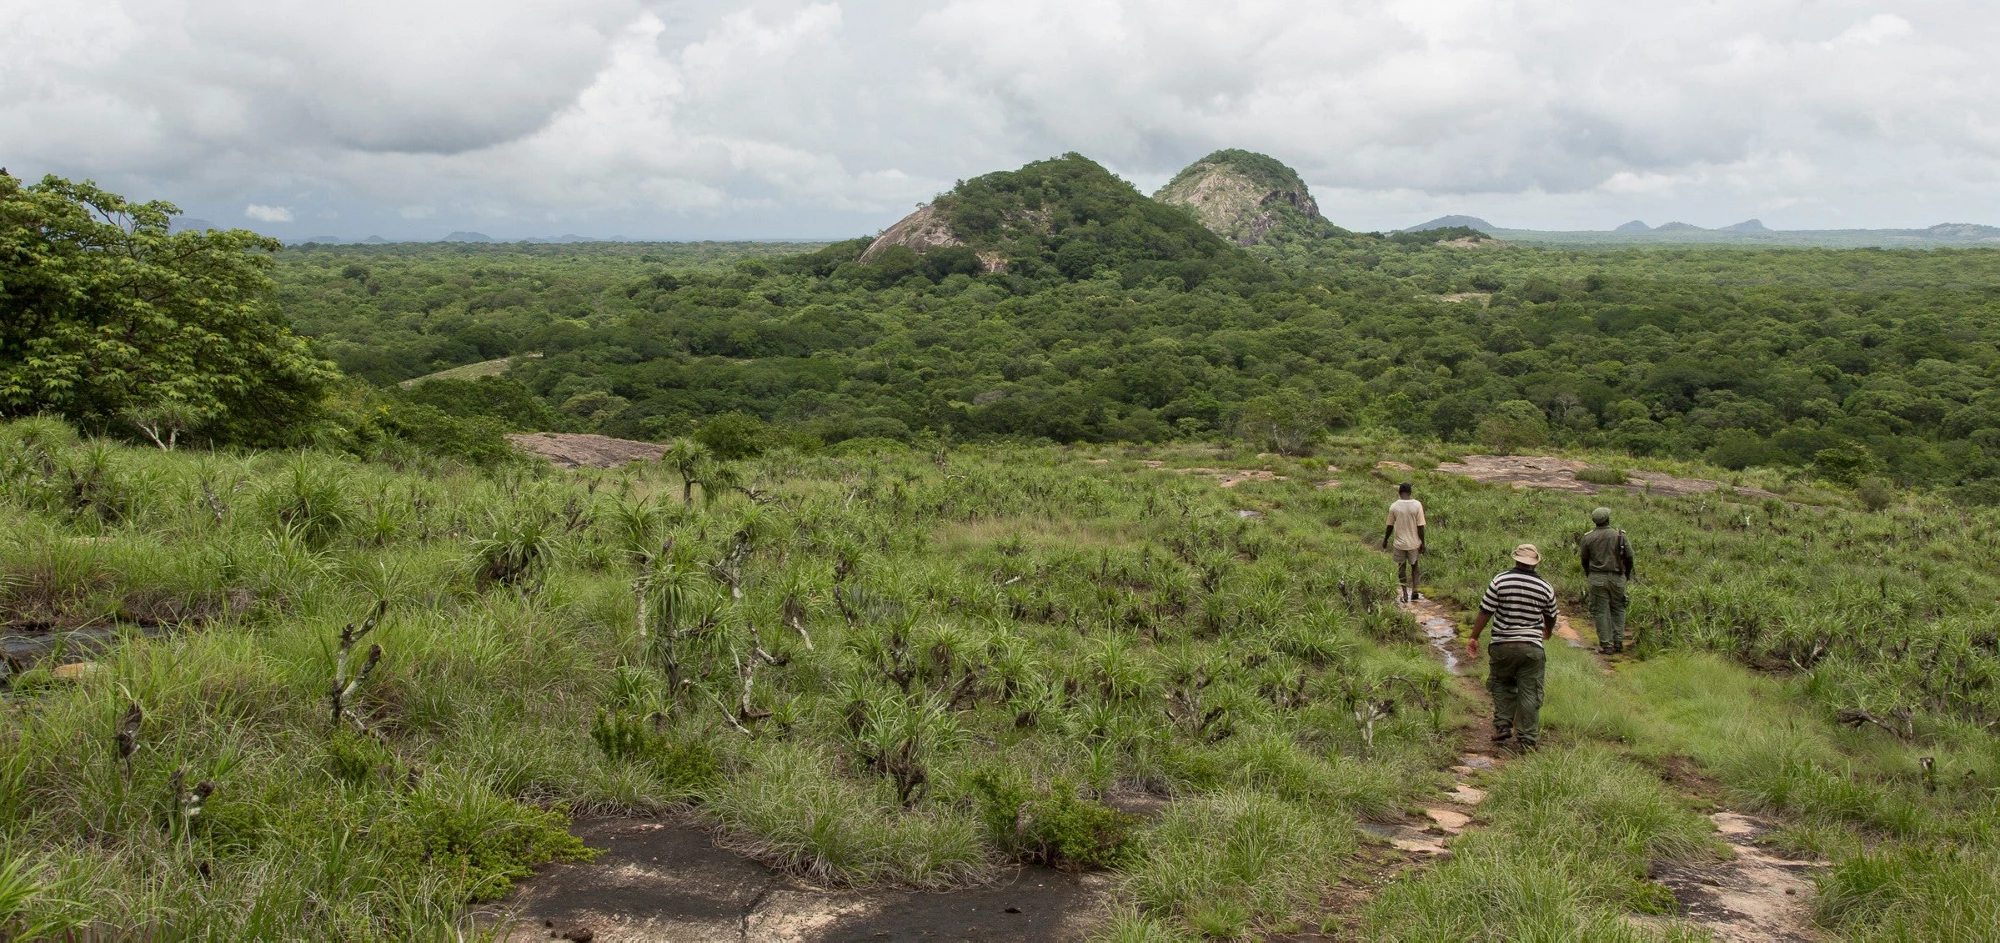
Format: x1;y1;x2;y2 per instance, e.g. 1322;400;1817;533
1400;216;2000;248
288;232;630;245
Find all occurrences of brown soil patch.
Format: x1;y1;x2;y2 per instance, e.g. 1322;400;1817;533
508;433;668;470
1434;455;1781;501
484;817;1111;942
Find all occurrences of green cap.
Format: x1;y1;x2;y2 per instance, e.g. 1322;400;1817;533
1591;507;1612;525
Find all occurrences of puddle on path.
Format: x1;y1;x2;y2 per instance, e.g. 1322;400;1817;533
1397;597;1463;673
482;817;1111;943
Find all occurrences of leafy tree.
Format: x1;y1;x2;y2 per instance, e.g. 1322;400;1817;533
0;173;335;444
695;411;771;460
1477;400;1551;453
1236;390;1337;455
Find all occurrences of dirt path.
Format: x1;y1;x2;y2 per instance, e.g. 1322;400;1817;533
1378;582;1824;942
481;817;1111;942
1315;595;1510;932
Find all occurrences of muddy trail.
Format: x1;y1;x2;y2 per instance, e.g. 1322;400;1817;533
481;818;1111;942
1348;581;1825;942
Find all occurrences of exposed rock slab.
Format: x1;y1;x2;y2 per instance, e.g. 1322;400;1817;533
1644;813;1824;942
858;204;964;264
1433;455;1781;501
484;817;1110;942
508;433;667;470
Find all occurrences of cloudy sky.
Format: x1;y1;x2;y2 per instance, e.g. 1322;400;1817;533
4;0;1996;240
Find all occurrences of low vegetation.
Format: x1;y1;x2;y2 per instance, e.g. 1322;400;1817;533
2;423;1994;938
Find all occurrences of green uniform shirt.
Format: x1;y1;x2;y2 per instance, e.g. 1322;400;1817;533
1579;525;1633;576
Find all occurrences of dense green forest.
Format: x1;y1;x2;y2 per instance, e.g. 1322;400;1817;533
269;156;2000;501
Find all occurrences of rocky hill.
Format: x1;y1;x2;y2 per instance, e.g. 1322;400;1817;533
1153;150;1337;245
858;153;1257;285
1400;215;1496;234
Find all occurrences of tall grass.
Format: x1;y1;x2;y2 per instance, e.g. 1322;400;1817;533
1362;745;1717;941
1;424;1466;937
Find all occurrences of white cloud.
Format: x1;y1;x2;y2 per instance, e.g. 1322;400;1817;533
3;0;1996;235
244;203;293;222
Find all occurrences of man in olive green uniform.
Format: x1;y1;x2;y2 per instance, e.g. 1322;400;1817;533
1578;507;1634;654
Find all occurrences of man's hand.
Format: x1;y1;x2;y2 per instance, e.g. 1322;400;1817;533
1466;637;1480;659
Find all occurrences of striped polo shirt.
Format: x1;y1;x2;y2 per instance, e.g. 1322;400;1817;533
1479;566;1558;647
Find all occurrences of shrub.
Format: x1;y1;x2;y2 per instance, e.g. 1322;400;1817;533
1574;467;1628;486
590;710;721;798
258;453;352;547
696;412;771;460
1856;477;1895;512
377;775;593;902
969;770;1138;871
1476;400;1550;454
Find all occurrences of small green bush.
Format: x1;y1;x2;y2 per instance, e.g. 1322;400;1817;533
1856;477;1895;512
378;776;593;902
970;770;1138;871
1574;467;1628;485
590;710;721;798
324;730;395;787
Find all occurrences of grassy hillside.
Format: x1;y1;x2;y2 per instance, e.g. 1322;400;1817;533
2;419;1994;938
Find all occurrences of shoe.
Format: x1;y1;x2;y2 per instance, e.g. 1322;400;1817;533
1410;592;1426;601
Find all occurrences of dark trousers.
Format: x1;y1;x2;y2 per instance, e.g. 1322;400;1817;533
1487;642;1546;745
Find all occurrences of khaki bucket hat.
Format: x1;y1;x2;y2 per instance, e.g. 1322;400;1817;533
1511;544;1542;566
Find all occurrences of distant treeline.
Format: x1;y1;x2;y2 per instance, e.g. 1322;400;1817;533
275;231;2000;501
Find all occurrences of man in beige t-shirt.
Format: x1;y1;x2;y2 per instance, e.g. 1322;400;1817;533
1381;482;1427;603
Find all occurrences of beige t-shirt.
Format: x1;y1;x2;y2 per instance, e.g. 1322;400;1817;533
1387;498;1426;551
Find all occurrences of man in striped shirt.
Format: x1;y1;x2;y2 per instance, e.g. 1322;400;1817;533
1466;544;1559;750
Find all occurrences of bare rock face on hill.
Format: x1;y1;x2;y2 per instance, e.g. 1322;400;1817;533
859;204;958;262
857;203;1007;272
1155;150;1334;245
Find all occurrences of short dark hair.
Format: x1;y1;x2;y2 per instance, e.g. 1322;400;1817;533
1398;482;1413;495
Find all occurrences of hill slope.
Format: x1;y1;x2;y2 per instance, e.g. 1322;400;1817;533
1153;149;1337;245
1401;215;1497;234
859;153;1262;286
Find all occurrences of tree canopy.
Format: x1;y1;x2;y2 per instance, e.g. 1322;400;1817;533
0;173;335;445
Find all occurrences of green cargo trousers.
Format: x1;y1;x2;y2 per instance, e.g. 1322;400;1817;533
1587;572;1629;649
1487;642;1546;746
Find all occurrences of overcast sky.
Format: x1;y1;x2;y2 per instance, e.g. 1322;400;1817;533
5;0;1997;240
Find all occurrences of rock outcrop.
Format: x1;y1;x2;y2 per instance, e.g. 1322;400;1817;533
1155;150;1333;245
857;203;963;263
